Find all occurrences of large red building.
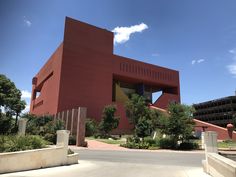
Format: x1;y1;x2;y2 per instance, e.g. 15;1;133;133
30;17;180;132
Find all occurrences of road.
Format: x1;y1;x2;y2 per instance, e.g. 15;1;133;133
76;149;204;166
0;149;210;177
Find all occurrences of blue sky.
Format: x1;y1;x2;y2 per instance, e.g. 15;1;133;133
1;0;236;112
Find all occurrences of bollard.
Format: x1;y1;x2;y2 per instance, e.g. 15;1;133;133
204;131;218;154
203;131;218;173
18;118;28;136
56;130;70;148
201;131;205;149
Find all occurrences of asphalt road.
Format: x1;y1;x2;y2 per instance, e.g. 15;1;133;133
75;149;204;167
0;149;210;177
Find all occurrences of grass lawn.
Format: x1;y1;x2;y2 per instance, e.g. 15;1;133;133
218;140;236;148
86;137;126;145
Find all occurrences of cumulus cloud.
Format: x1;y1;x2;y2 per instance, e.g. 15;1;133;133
21;90;31;113
23;16;32;27
227;64;236;76
197;59;205;63
191;60;196;65
112;23;148;44
21;90;31;98
22;104;30;113
191;59;205;65
227;48;236;77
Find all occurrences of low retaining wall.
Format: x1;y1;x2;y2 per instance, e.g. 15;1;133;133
194;119;236;140
0;146;69;174
207;153;236;177
219;151;236;161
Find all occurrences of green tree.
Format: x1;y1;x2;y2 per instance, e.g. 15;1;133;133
125;94;148;125
99;105;119;136
0;74;26;130
159;103;195;146
85;118;98;137
0;113;13;134
125;94;161;138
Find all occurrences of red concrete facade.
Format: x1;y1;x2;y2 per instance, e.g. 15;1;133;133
30;17;180;132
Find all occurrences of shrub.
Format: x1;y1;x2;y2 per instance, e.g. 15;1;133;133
0;135;48;153
85;118;98;137
99;105;119;136
44;133;56;144
69;135;76;145
24;114;64;144
121;136;150;149
158;138;177;149
178;141;199;150
143;137;158;147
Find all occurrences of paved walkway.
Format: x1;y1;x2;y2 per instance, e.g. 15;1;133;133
82;139;127;150
70;139;204;154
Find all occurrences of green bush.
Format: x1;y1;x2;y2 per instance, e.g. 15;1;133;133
24;114;64;144
178;141;199;150
121;136;150;149
159;138;177;149
0;135;48;153
69;135;76;145
44;133;56;144
85;118;98;137
143;137;158;147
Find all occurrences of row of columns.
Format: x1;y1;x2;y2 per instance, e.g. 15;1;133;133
18;107;87;147
54;107;87;146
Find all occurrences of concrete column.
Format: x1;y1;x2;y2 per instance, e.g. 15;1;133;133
203;131;218;173
18;118;28;136
52;114;55;122
72;109;78;136
76;107;87;146
62;111;65;123
201;132;205;149
57;112;61;120
71;109;75;134
204;131;218;154
66;110;69;130
56;130;70;148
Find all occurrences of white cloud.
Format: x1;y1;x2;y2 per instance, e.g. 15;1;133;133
227;64;236;75
227;49;236;77
22;104;30;113
197;59;205;63
21;90;31;113
191;60;196;65
112;23;148;44
229;49;236;54
23;16;32;27
21;90;31;98
191;59;205;65
229;48;236;60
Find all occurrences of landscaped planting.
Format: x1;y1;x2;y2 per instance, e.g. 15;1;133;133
0;135;48;153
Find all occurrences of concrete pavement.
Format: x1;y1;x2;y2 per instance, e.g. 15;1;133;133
0;140;211;177
0;148;211;177
0;160;210;177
